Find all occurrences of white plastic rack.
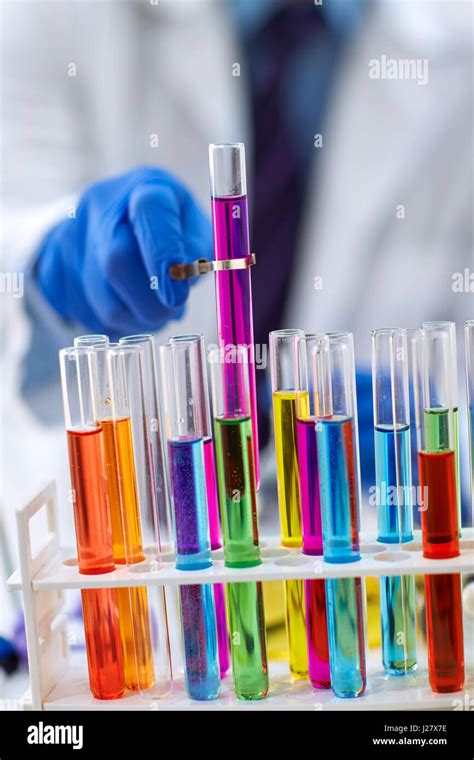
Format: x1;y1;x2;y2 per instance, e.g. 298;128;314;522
7;481;474;710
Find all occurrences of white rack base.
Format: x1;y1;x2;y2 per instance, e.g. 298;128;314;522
7;482;474;711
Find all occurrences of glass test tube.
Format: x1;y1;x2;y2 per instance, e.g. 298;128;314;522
210;345;269;699
413;325;464;693
170;334;230;678
269;329;309;678
209;143;260;489
59;346;125;700
313;332;366;698
465;321;474;517
119;335;172;547
372;328;417;675
119;334;181;675
422;322;461;534
296;334;330;689
107;344;172;698
161;336;220;701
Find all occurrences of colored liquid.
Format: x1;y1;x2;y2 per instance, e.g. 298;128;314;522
102;418;155;691
214;584;230;678
424;574;464;693
297;417;323;555
67;428;115;573
272;391;309;546
226;582;269;700
179;584;220;701
325;577;366;698
211;195;259;488
470;405;474;512
418;450;459;559
296;416;329;687
379;576;417;674
67;428;124;699
272;390;309;677
214;416;260;568
374;425;413;543
424;408;461;532
168;437;212;570
204;437;221;550
203;437;230;677
374;424;416;674
304;578;330;688
284;579;308;678
316;416;360;563
81;589;125;700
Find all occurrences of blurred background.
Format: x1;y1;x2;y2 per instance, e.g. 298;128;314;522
0;0;473;689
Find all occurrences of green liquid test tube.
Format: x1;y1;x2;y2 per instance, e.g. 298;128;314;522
211;346;269;700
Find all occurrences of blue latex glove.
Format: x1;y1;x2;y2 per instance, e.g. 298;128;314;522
36;167;212;335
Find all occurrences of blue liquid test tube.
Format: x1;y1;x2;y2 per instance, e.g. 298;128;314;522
161;335;220;701
372;328;417;675
312;332;367;698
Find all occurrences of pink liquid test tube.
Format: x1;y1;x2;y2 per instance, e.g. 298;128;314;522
209;143;260;489
297;335;330;689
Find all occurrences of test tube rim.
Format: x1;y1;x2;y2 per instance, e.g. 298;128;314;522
73;334;110;347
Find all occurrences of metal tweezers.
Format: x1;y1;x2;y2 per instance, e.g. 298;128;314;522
169;253;256;281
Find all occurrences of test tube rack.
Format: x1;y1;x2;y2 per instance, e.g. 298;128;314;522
7;481;474;711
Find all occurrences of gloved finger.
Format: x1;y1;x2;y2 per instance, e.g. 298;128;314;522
128;182;212;309
180;189;214;263
105;217;186;330
128;182;190;309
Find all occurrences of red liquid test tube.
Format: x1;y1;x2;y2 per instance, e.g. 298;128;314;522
412;324;464;693
60;346;124;700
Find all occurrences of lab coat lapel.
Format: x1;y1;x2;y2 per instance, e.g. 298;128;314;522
288;1;469;339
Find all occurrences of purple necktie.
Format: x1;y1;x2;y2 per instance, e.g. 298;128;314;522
245;3;327;445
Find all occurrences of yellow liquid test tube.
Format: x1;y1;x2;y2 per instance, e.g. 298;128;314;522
102;417;155;690
272;388;310;678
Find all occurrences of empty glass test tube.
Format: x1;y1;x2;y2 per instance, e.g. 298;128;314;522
107;344;172;698
269;328;308;678
372;328;416;675
313;332;366;698
59;346;124;700
412;325;464;693
161;336;220;701
210;345;269;699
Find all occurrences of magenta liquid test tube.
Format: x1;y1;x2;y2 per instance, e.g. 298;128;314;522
209;143;260;489
297;334;331;689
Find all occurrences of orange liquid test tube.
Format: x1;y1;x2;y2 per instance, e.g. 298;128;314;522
102;417;155;690
60;347;125;700
74;335;156;693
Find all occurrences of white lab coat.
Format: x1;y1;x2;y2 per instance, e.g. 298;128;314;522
0;0;473;629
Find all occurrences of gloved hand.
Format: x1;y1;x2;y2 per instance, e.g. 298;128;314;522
35;166;212;335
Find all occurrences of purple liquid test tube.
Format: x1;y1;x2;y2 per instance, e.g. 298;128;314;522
209;143;260;490
172;334;230;678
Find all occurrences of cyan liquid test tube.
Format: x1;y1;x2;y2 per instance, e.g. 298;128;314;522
210;345;269;700
372;328;417;675
297;334;330;689
313;332;366;698
161;336;220;701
